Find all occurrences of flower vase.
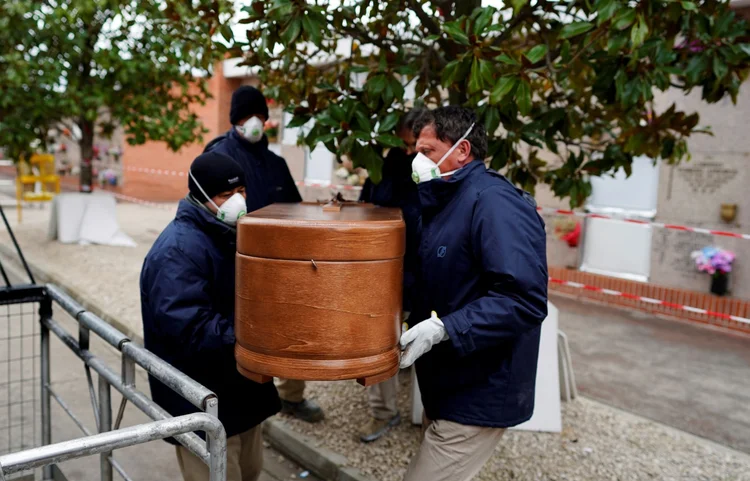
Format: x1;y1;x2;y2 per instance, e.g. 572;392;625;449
710;272;729;296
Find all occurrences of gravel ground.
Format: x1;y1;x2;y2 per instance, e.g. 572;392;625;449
279;371;750;481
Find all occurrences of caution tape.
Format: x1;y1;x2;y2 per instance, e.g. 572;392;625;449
538;207;750;241
549;277;750;325
111;193;176;210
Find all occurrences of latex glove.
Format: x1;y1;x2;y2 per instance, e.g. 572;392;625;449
399;311;449;369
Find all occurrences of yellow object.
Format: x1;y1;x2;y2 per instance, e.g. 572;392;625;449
15;153;60;222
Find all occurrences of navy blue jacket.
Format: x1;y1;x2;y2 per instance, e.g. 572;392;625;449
359;148;421;312
140;200;281;442
206;129;302;213
411;160;548;428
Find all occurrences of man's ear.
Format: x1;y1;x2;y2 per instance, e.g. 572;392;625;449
458;139;472;164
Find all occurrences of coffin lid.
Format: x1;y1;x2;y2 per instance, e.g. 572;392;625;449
237;202;405;261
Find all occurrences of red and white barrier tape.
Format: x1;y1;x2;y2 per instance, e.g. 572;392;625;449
538;207;750;241
122;166;363;191
549;277;750;325
111;192;176;210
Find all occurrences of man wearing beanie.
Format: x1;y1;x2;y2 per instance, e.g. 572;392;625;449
140;152;281;481
206;85;325;424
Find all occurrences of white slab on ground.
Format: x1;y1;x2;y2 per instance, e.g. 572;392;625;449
410;302;562;433
511;302;562;433
48;192;136;247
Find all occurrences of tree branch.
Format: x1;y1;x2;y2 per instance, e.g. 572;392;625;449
493;5;534;48
409;0;441;36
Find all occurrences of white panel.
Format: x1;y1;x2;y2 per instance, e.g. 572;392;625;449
587;156;660;217
580;217;652;281
305;143;334;183
411;302;562;433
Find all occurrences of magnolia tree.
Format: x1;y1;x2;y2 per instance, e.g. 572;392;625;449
237;0;750;205
0;0;234;190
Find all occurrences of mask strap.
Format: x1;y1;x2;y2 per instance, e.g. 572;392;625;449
436;123;475;168
188;169;221;211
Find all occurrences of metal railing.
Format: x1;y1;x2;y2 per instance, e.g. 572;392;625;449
0;276;228;481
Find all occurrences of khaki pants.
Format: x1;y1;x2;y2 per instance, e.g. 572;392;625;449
367;375;399;419
275;378;305;403
175;426;263;481
403;416;505;481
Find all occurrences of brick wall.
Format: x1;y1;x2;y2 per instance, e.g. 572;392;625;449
549;266;750;335
119;62;242;202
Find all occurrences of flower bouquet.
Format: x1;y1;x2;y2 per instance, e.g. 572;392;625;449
691;246;735;296
552;217;581;248
264;119;280;143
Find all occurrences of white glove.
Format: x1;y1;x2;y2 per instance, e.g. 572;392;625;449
399;311;449;369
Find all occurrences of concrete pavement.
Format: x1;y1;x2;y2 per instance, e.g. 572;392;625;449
554;293;750;454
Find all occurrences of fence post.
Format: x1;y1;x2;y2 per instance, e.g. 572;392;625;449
98;376;113;481
39;297;52;481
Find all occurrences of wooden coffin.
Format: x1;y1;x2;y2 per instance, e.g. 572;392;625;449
235;202;404;386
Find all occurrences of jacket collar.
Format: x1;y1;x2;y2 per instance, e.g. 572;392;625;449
417;160;487;210
229;127;270;153
176;198;237;241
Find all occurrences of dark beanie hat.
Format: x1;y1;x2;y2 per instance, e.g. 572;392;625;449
230;86;269;125
188;152;245;201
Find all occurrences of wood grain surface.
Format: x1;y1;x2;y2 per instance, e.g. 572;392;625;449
234;202;404;383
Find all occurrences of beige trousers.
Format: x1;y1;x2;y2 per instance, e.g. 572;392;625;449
175;425;263;481
274;378;305;403
403;415;506;481
367;375;399;419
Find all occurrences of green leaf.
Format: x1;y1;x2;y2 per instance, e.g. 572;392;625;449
366;75;387;96
354;109;372;132
287;115;311;129
479;59;495;87
441;59;461;87
740;44;750;57
378;112;400;133
280;18;302;45
425;34;441;42
608;33;628;52
524;45;548;64
330;103;347;122
595;0;618;25
490;76;519;104
630;15;649;48
496;53;521;66
612;9;636;30
713;55;728;79
362;146;384;184
302;14;322;46
517;80;532;116
376;134;404;148
681;1;697;11
220;25;233;43
560;22;594;39
484;106;501;135
443;21;470;45
468;58;483;94
473;7;495;35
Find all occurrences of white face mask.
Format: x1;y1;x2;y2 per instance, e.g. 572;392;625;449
188;170;247;226
237;116;264;143
411;123;475;184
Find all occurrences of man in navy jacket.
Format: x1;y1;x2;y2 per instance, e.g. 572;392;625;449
205;85;323;423
141;152;280;481
400;106;549;481
357;108;424;442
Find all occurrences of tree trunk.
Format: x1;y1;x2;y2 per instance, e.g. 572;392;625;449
78;118;95;193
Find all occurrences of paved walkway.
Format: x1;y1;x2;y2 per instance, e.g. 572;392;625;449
554;294;750;454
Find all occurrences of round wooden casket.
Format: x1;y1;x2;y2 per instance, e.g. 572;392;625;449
235;202;404;386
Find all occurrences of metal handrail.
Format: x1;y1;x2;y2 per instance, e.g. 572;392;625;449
0;413;227;481
45;284;217;412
